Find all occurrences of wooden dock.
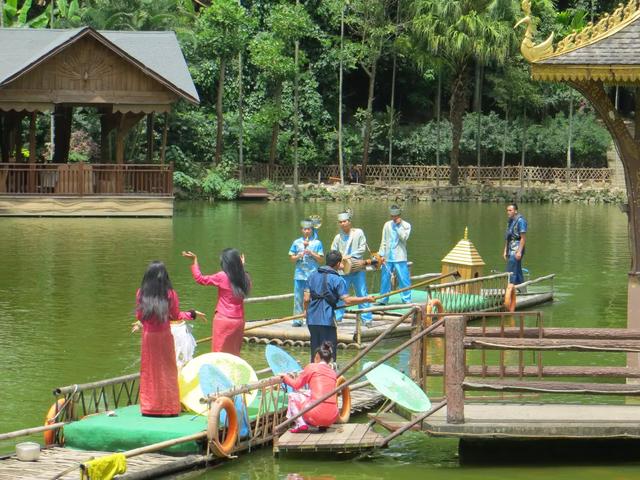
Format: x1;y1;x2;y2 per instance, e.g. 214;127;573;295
419;403;640;439
273;423;384;455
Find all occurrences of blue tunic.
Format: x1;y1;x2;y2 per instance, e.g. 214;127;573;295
505;214;528;285
306;266;348;327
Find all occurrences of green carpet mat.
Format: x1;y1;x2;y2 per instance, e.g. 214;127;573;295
64;391;288;454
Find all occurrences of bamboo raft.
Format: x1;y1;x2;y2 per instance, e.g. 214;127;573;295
244;273;555;348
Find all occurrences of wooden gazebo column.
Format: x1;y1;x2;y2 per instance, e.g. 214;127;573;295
571;81;640;351
53;105;72;164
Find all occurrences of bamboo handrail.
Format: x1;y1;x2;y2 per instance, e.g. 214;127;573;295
514;273;555;289
274;316;450;433
0;422;68;441
337;307;420;377
427;272;509;290
54;373;139;396
379;400;447;447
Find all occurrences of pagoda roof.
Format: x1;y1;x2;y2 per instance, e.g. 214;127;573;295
441;229;486;267
519;0;640;82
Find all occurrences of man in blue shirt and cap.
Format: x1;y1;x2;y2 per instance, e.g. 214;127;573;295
503;203;528;285
304;250;375;361
289;218;324;326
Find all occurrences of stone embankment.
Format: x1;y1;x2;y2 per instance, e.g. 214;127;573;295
266;182;626;204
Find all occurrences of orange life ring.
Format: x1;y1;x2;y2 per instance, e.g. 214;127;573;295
504;283;517;312
336;376;351;424
425;298;445;326
43;398;66;446
207;396;239;457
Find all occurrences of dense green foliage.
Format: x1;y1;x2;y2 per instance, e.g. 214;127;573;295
4;0;623;198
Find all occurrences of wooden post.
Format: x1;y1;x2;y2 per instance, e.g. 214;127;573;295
53;106;72;164
146;112;154;163
445;315;465;424
160;112;168;165
28;112;36;193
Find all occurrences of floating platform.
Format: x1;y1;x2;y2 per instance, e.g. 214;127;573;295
244;288;554;348
419;403;640;439
0;447;194;480
274;423;384;455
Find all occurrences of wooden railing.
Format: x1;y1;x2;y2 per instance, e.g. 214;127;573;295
0;163;173;196
417;313;640;424
240;164;612;185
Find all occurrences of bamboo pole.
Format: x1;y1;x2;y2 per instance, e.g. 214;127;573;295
54;373;139;396
380;400;447;447
274;316;449;433
337;307;419;377
245;293;294;304
0;422;67;441
514;273;555;289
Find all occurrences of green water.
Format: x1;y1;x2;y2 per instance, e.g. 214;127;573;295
0;201;637;478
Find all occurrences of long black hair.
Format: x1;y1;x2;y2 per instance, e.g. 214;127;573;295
138;261;173;322
220;248;251;299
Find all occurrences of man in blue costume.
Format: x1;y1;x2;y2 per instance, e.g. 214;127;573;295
503;203;527;285
289;218;324;327
378;205;412;304
331;211;373;326
304;250;374;361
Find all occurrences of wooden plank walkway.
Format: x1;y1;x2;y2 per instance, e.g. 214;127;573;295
0;447;197;480
420;403;640;439
274;423;384;455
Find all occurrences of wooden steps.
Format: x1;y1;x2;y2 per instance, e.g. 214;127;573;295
273;423;384;455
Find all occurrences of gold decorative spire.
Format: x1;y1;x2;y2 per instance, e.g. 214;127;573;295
553;0;640;57
514;0;555;62
441;230;485;267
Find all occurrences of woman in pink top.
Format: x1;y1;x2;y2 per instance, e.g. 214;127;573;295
182;248;251;355
133;261;199;416
281;341;339;433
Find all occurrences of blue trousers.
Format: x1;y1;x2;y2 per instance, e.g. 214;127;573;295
379;261;411;303
293;279;307;314
335;271;372;323
506;253;524;285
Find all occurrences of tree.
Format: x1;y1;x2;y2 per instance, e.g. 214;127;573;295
197;0;252;166
347;0;397;183
1;0;50;27
249;3;313;178
411;0;516;185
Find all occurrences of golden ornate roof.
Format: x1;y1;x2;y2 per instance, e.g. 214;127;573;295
516;0;640;81
441;227;486;267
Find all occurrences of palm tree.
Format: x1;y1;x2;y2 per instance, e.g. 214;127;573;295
411;0;516;185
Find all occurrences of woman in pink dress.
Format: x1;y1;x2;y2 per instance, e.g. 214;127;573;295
281;341;339;433
134;261;197;417
182;248;251;355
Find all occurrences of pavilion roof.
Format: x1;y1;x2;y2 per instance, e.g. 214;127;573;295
520;0;640;82
0;27;199;104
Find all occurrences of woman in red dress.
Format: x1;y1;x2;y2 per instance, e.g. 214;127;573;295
135;261;197;417
182;248;251;355
281;341;338;433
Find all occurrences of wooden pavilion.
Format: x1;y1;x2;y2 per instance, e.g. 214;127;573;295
517;0;640;364
0;27;199;217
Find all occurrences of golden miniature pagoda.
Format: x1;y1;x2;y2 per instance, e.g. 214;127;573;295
441;228;485;293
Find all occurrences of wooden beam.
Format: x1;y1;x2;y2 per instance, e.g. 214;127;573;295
115;112;144;164
160;112;168;165
428;327;640;340
53;105;72;164
426;365;640;378
445;316;465;424
29;112;36;164
464;337;640;352
146;113;154;163
463;379;640;395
